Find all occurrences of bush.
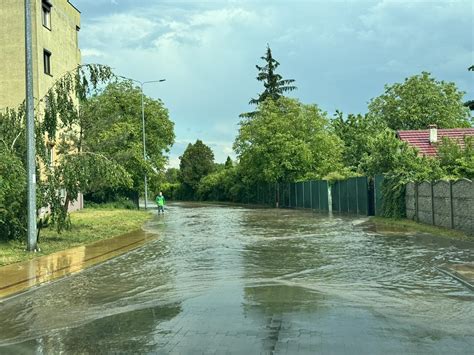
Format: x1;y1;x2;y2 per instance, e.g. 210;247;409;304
0;148;27;241
84;197;136;210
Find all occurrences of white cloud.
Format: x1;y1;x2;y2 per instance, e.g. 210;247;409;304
81;48;105;58
81;14;158;48
78;0;473;166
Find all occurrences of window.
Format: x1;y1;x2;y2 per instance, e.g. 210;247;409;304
43;50;51;75
42;1;52;29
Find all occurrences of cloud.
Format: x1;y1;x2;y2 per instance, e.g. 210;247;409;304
81;48;105;58
77;0;473;167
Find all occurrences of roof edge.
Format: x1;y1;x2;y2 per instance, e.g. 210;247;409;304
67;0;81;14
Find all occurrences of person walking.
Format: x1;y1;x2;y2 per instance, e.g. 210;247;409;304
155;191;165;214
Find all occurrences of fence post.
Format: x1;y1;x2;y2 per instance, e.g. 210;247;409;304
415;182;419;222
355;178;359;215
431;181;435;226
449;180;454;229
295;183;297;208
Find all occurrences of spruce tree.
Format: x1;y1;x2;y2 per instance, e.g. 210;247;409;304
241;45;296;118
250;45;296;105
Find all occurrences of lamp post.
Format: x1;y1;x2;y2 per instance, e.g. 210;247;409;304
119;76;166;210
25;0;37;251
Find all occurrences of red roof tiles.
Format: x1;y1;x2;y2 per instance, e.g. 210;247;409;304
397;128;474;156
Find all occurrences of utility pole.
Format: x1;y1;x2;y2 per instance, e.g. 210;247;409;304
25;0;37;251
140;84;148;210
119;76;165;210
140;79;165;210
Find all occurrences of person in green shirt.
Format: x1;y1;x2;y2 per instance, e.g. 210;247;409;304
155;191;165;214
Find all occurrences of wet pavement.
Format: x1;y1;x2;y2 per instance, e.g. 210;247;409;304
0;229;157;300
0;202;473;354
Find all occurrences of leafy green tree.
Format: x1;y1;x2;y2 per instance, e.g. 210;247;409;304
0;65;134;237
359;129;443;179
438;136;474;179
42;153;132;232
234;97;344;184
368;72;472;130
0;147;26;241
332;111;386;170
224;156;233;169
178;140;215;198
359;129;444;218
82;81;175;204
242;45;296;117
197;166;240;202
164;168;180;184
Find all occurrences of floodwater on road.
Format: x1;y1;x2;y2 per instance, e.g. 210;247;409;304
0;203;473;354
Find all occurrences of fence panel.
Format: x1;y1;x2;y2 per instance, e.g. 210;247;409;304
290;183;296;208
340;180;348;213
311;181;320;210
296;182;304;208
331;182;339;212
357;176;369;215
320;180;329;211
348;178;357;214
304;181;311;208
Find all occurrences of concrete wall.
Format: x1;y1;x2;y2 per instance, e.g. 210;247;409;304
406;179;473;235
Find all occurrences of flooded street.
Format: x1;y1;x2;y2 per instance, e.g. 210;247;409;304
1;203;473;354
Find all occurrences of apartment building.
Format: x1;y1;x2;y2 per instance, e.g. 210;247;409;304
0;0;83;211
0;0;81;110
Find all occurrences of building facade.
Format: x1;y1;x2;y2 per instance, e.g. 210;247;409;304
0;0;83;211
0;0;81;111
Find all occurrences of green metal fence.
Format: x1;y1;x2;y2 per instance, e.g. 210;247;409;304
246;177;379;216
249;180;331;211
331;176;372;216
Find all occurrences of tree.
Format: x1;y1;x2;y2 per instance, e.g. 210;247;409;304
359;129;443;218
224;156;233;169
332;111;386;170
39;65;136;232
242;45;296;117
196;163;243;202
464;65;474;111
0;64;134;236
0;147;26;241
178;140;215;198
368;72;472;130
437;136;474;179
234;97;344;184
82;81;175;205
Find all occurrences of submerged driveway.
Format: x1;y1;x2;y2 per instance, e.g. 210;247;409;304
0;203;473;354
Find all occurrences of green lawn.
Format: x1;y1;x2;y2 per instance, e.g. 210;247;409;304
0;208;151;267
369;216;472;241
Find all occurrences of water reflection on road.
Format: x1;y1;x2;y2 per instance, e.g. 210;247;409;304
1;203;473;354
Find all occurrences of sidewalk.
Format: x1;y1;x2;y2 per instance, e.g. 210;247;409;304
0;229;157;300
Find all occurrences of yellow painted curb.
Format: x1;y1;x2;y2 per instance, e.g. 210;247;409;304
0;229;157;300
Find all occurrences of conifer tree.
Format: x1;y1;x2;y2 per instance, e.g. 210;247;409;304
241;45;296;117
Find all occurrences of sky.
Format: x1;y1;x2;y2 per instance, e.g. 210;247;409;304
76;0;473;168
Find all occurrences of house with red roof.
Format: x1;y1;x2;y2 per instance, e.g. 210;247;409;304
397;125;474;156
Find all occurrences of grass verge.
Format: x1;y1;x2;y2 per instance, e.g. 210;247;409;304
368;216;472;241
0;208;151;267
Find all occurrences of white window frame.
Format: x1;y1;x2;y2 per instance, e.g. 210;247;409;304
42;1;52;30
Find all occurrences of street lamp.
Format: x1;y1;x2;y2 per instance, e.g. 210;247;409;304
25;0;37;251
119;76;166;210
